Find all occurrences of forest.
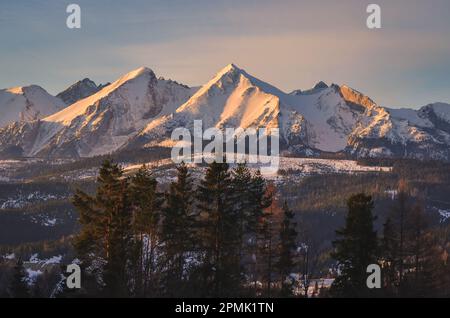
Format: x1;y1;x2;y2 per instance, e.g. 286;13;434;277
1;158;450;297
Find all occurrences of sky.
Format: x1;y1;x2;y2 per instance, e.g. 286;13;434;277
0;0;449;108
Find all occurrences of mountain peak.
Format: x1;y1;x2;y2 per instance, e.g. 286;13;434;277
120;67;155;82
313;81;328;90
79;78;97;88
339;84;377;109
290;81;329;96
57;78;102;105
5;85;46;95
0;84;65;127
224;63;239;71
215;63;242;77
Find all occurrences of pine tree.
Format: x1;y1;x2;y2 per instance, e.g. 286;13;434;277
277;201;298;297
249;169;273;234
330;193;378;297
161;162;194;297
256;184;279;297
128;165;163;297
232;162;253;254
73;160;133;297
195;160;240;297
257;206;277;297
9;258;29;298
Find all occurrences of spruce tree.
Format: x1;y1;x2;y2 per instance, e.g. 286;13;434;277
330;193;378;297
232;162;253;247
128;165;163;297
161;162;194;296
195;160;240;297
9;258;29;298
73;160;133;297
249;169;273;234
231;165;273;295
256;184;279;297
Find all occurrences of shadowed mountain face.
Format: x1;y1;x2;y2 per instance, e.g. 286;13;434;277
56;78;110;105
0;64;449;160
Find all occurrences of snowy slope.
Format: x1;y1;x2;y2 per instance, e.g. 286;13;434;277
0;64;450;161
132;64;450;160
278;84;368;152
348;101;450;160
134;64;281;146
0;67;196;158
132;64;368;154
0;85;66;128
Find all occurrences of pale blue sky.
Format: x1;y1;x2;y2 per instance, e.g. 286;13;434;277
0;0;449;108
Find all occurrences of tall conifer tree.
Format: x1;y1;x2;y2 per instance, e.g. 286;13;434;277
128;165;163;297
9;258;29;298
330;193;378;297
73;160;133;297
161;162;194;296
195;160;240;296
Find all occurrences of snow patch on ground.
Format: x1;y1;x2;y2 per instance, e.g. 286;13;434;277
26;268;43;285
438;209;450;222
27;254;62;266
30;215;59;227
0;191;65;210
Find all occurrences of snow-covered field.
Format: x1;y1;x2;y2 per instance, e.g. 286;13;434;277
1;155;390;184
124;155;391;180
0;191;66;210
119;155;394;189
271;156;391;175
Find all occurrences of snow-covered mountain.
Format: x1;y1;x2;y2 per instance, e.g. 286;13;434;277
0;85;66;128
348;101;450;160
127;64;282;150
127;64;379;154
0;67;196;158
0;64;449;161
56;78;109;105
128;64;450;160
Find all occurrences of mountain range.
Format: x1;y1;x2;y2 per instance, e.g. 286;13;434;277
0;64;449;161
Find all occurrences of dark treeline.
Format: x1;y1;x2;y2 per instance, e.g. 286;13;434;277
60;159;301;298
61;160;450;298
329;182;450;297
2;158;449;298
